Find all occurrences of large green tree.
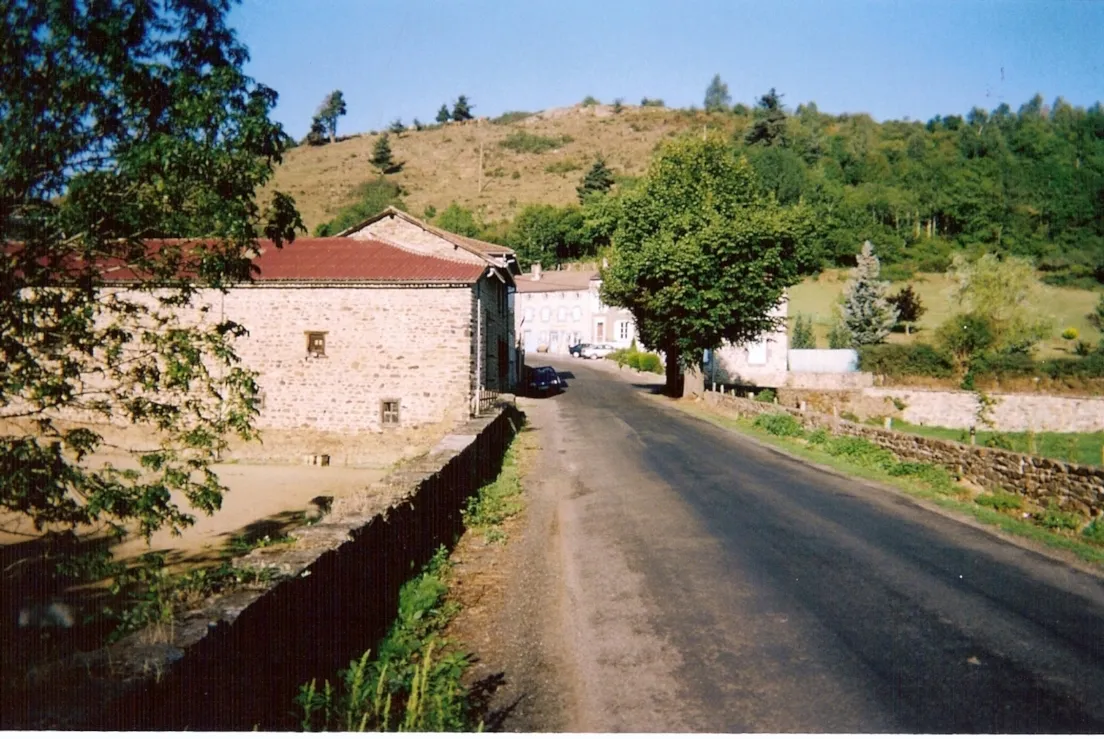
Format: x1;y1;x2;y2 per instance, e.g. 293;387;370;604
602;135;815;395
1;0;302;542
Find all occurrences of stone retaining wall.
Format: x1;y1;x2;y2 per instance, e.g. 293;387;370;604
58;404;524;731
703;391;1104;517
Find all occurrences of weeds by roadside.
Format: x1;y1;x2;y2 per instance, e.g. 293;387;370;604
296;546;474;732
295;427;530;731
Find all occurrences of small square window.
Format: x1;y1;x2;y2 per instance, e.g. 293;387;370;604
306;331;326;357
381;399;400;426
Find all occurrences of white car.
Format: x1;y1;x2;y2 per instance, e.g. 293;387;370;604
581;343;616;359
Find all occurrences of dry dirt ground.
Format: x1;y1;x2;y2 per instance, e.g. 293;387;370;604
0;425;446;728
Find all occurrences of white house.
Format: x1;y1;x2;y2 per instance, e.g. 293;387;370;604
514;263;637;354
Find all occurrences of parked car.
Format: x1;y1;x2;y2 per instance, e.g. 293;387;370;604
529;366;562;395
569;342;592;358
580;343;616;359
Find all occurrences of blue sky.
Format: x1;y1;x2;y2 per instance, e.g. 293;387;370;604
230;0;1104;140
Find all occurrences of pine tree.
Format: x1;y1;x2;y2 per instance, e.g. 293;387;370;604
316;90;347;144
452;95;474;121
745;87;787;146
576;157;615;203
305;115;328;146
704;74;731;113
371;133;395;173
389;118;405;135
436;104;451;123
790;314;816;349
841;241;898;345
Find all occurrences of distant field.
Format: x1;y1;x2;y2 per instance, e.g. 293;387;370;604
788;270;1103;359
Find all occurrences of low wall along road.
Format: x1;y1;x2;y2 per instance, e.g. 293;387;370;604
704;391;1104;518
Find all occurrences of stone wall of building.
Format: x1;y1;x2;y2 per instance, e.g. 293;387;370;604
703;391;1104;516
346;215;486;264
222;284;475;432
471;276;513;395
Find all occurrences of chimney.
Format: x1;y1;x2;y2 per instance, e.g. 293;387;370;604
531;262;542;281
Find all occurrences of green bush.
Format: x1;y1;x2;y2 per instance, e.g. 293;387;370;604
1038;503;1082;531
970;351;1036;378
1082;518;1104;543
858;343;955;378
544;158;581;174
608;347;663;373
974;491;1023;512
754;388;776;403
823;436;896;469
635;353;663;373
806;428;829;445
499;131;573;154
1038;350;1104;379
753;413;804;437
887;461;955;492
840;411;860;423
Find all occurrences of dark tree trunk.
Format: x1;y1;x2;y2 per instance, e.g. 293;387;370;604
664;345;683;397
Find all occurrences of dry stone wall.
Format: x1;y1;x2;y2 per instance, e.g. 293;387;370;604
863;387;1104;433
703;391;1104;517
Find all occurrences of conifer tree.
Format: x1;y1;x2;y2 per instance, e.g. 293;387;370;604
371;133;396;173
436;104;451;123
576;157;616;203
791;314;816;349
452;95;474;121
841;241;898;345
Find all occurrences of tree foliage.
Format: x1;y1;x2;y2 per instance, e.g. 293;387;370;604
371;133;399;173
889;284;926;332
452;95;474;122
946;252;1051;353
576;157;615;203
745;88;787;147
1;0;302;541
601;135;815;394
841;241;898;345
436;104;451;124
316;89;347;144
704;74;732;113
791;314;816;349
313;178;405;236
434;203;481;238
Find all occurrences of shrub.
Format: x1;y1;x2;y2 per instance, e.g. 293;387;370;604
974;491;1023;512
937;312;995;371
640;97;665;107
1082;518;1104;543
1038;503;1082;531
1038;351;1104;379
970;351;1036;378
499;131;572;154
888;461;956;492
840;411;860;423
754;388;776;403
806;428;829;445
823;436;896;469
544;158;581;175
635;353;663;374
490;110;532;125
1075;341;1092;357
612;98;624;114
858;344;954;378
753;413;804;437
790;314;815;349
581;95;599;107
827;319;852;349
1062;326;1080;341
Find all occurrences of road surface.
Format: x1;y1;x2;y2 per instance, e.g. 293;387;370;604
492;357;1104;733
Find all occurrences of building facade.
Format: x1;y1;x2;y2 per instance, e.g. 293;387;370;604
514;263;637;354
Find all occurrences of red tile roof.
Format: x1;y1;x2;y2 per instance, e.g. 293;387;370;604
251;237;486;283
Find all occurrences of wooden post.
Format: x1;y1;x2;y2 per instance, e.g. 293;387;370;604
969;425;976;445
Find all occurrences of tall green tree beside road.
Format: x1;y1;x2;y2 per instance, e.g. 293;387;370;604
0;0;302;542
602;136;815;395
316;90;347;144
704;74;732;113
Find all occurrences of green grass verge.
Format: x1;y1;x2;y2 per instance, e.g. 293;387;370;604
677;403;1104;567
463;440;524;543
889;419;1104;468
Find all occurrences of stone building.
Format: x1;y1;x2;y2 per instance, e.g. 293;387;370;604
514;263;637;354
98;212;519;434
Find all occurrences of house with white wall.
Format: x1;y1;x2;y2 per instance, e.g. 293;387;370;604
514;263;636;354
707;295;789;388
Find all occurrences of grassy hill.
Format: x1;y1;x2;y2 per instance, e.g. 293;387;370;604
266;103;728;233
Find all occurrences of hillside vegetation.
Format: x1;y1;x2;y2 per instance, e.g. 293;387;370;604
270;94;1104;291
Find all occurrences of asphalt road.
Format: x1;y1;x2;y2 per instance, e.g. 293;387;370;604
509;357;1104;733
